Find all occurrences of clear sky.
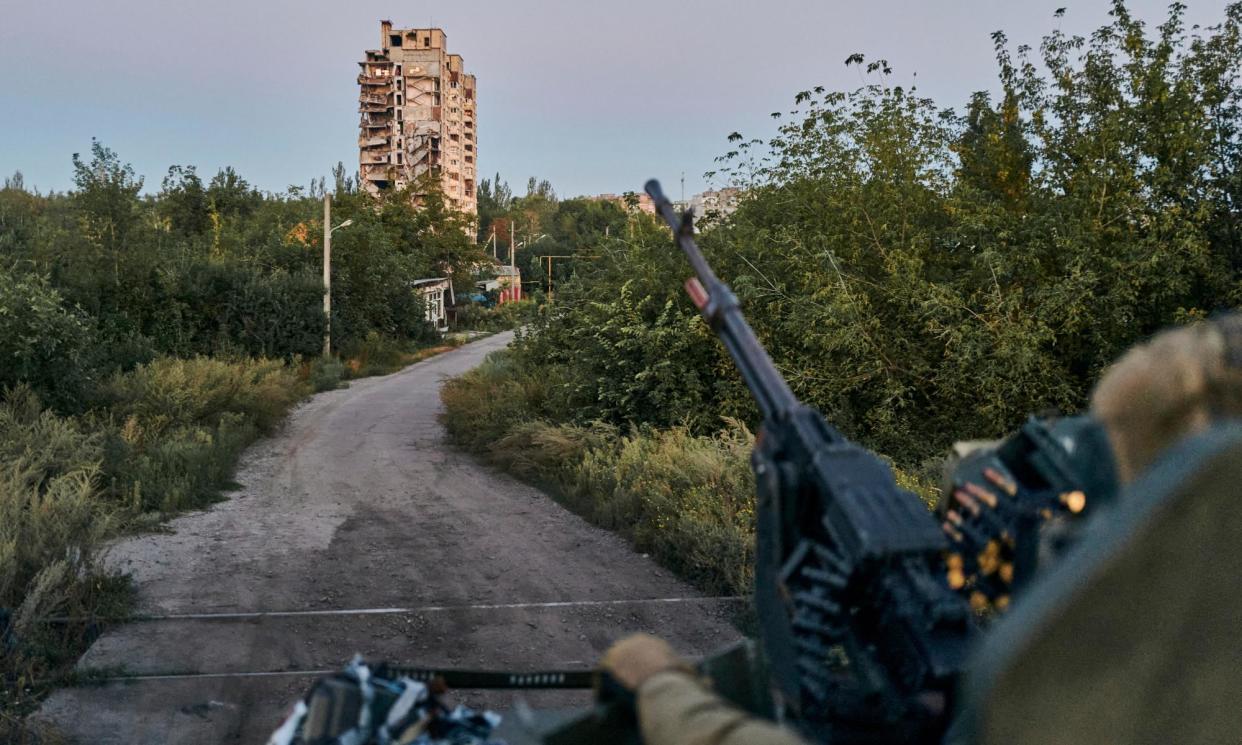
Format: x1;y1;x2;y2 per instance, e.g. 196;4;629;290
0;1;1228;199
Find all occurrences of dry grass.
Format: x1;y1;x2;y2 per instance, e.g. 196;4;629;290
443;352;757;595
2;356;307;724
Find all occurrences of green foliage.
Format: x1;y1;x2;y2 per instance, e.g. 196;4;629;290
159;165;211;236
142;259;325;359
0;386;133;722
441;2;1240;599
307;357;346;392
476;175;628;293
441;351;560;451
452;299;538;331
442;352;754;595
100;356;304;435
71;138;143;260
503;2;1242;467
0;386;107;613
0;354;307;717
0;271;99;412
2;148;488;369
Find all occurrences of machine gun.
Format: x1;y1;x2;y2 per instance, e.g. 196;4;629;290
271;181;1120;745
645;180;976;742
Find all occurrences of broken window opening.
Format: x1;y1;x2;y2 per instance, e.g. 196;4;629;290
390;35;402;47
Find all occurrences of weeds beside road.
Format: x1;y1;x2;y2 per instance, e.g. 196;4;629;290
441;350;940;599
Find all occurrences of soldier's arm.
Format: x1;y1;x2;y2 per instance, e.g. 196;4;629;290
602;634;807;745
638;670;808;745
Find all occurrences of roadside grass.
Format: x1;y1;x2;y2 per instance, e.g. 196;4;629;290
441;349;940;596
442;351;756;595
0;357;308;729
340;331;470;379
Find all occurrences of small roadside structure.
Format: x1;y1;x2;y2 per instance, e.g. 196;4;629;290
475;264;522;305
411;277;453;332
492;265;522;304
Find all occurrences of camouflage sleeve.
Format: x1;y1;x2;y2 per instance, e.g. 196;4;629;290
637;670;808;745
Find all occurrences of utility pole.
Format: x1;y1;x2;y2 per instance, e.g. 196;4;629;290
323;195;331;358
538;254;600;301
322;195;353;358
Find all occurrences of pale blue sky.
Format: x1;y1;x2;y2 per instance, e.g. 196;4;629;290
0;1;1228;198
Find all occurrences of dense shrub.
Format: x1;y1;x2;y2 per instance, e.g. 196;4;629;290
451;299;539;331
306;357;346;392
144;261;325;359
98;357;306;512
100;356;304;434
0;273;99;413
0;387;107;617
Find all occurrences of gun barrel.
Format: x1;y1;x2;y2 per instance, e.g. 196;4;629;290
645;179;798;420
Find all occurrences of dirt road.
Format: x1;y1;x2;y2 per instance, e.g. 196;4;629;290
35;332;740;743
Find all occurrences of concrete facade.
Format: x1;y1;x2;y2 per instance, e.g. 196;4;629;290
359;22;477;218
586;192;656;215
689;187;742;220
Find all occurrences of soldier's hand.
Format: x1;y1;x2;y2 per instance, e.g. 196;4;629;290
600;633;689;690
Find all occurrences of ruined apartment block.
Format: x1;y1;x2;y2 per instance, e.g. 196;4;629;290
358;22;477;217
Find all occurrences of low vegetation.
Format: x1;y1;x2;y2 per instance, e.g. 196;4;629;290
0;360;306;726
442;351;937;596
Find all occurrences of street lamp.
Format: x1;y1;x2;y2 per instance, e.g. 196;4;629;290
323;195;354;357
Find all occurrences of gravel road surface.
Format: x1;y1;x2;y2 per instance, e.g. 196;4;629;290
35;332;741;743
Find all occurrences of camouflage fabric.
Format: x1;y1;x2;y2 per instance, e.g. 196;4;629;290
1092;313;1242;484
637;671;807;745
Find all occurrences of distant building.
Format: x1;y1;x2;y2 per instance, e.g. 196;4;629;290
411;278;453;331
358;22;477;217
586;192;656;215
689;187;743;220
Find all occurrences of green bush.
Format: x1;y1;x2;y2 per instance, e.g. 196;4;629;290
144;261;325;359
441;351;560;451
0;271;99;413
0;387;107;614
443;350;755;595
452;299;539;331
307;357;346;392
97;356;306;512
101;356;304;434
505;3;1242;467
0;387;133;723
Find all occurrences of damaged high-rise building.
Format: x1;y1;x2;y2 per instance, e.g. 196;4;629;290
358;22;477;217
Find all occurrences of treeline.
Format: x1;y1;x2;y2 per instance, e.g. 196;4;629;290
0;144;488;728
475;174;633;293
443;2;1242;594
1;142;489;411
